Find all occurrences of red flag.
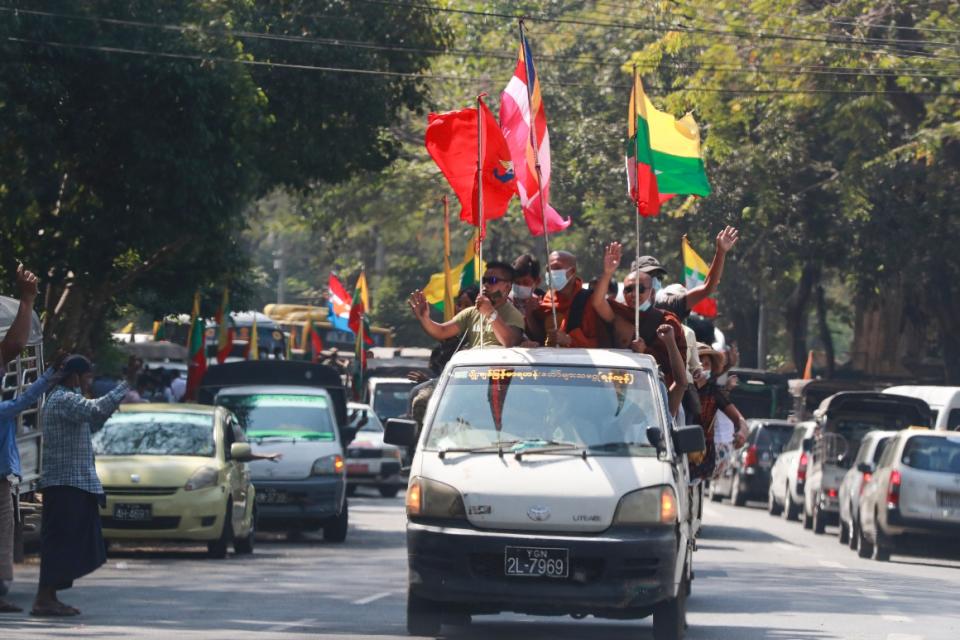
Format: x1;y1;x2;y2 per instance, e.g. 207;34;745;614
425;99;517;238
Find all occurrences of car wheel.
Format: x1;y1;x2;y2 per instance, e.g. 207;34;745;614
768;487;783;516
731;474;747;507
784;487;800;521
323;500;349;543
802;505;814;530
379;486;400;499
813;502;827;534
407;590;442;636
207;501;233;559
708;482;722;503
234;506;256;555
873;513;892;562
346;484;357;497
848;520;860;551
652;581;688;640
857;522;874;559
839;519;849;545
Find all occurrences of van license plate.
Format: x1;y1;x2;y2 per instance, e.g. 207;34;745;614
504;546;569;578
114;503;151;521
937;492;960;509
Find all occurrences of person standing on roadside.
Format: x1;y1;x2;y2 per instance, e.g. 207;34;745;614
31;355;133;617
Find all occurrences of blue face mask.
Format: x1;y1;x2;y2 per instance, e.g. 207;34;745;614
652;277;662;291
639;299;652;312
548;269;570;291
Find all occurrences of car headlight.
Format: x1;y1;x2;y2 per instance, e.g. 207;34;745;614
311;454;345;476
406;477;466;521
184;466;219;492
613;486;677;525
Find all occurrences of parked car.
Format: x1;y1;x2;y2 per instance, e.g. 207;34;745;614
768;422;816;520
384;347;705;639
804;392;931;534
94;404;257;558
345;402;405;498
857;429;960;561
837;430;896;550
215;386;349;541
883;386;960;431
710;420;794;506
367;377;417;422
726;369;790;420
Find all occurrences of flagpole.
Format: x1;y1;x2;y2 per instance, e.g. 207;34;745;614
518;18;559;340
633;64;642;341
442;195;454;322
476;93;486;351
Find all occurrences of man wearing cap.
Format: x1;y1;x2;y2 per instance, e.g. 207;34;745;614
32;355;132;617
527;250;604;348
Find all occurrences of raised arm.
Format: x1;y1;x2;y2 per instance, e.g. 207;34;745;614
407;290;460;342
657;324;688;417
0;368;58;419
590;242;620;323
0;265;39;367
683;227;738;310
62;381;130;431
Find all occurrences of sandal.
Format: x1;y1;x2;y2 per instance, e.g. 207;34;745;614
30;602;79;617
0;599;23;613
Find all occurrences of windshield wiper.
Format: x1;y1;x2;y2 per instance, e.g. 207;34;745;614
589;441;655;452
437;440;522;459
512;440;585;460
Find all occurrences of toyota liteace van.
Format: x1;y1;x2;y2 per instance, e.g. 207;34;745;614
385;347;705;640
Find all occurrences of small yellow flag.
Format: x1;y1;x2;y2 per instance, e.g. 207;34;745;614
248;316;259;361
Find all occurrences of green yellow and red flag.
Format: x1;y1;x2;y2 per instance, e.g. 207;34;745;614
423;230;484;318
350;271;372;401
184;292;207;401
214;288;233;364
626;73;711;216
682;235;718;318
302;317;324;363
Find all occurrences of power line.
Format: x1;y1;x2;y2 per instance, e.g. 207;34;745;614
4;5;960;82
8;35;960;97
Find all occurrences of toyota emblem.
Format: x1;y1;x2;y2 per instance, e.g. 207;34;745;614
130;474;141;484
527;505;551;522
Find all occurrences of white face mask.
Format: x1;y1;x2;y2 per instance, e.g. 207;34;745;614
548;269;570;291
639;299;652;312
702;370;711;381
512;284;533;300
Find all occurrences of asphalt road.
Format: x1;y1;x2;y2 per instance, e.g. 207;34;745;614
2;490;960;640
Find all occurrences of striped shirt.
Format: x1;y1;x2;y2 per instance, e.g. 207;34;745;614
39;382;129;495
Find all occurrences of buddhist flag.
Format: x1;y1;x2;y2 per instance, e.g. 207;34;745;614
215;289;233;364
627;75;711;216
500;28;569;236
328;273;353;333
682;235;718;318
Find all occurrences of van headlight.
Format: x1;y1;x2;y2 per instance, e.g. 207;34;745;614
312;454;345;476
406;477;466;521
184;466;219;492
613;486;677;525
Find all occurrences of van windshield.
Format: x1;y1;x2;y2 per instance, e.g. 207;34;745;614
217;394;335;440
425;365;661;456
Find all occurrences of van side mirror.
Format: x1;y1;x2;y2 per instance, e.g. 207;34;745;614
384;418;419;448
856;462;875;474
230;442;254;462
348;409;369;430
673;425;706;455
646;427;663;452
802;437;814;451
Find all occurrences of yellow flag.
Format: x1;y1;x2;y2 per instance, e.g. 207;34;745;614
423;232;484;312
248;315;259;361
186;291;201;349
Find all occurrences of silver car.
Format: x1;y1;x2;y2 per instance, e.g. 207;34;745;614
767;422;816;521
837;430;896;551
858;429;960;561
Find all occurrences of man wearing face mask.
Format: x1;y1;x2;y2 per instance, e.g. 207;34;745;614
591;242;686;385
408;261;524;349
527;251;604;348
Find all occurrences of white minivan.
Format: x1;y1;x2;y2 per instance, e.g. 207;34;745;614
385;348;705;640
883;386;960;431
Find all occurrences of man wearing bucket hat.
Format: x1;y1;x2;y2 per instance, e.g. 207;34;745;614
689;343;748;481
32;355;132;617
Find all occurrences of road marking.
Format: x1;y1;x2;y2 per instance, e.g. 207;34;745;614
773;542;801;551
264;617;318;633
353;591;393;605
858;587;890;601
818;560;846;569
838;574;866;582
882;614;913;623
886;635;924;640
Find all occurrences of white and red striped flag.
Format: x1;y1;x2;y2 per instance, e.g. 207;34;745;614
499;31;569;236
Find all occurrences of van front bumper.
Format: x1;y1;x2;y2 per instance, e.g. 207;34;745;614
252;477;344;530
407;521;680;618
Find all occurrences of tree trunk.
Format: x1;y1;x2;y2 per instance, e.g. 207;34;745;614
785;264;819;374
815;285;835;377
730;299;759;371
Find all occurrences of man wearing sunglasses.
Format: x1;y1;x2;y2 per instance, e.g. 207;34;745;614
407;261;523;349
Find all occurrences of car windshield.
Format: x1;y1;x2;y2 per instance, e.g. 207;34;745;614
824;415;914;469
372;383;414;421
217;394;335;440
901;436;960;473
93;412;214;457
756;425;793;452
350;406;384;432
424;365;661;457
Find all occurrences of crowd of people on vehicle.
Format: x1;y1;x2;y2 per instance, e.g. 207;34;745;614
407;226;748;484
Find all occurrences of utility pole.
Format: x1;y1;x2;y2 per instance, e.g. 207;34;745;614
273;245;286;305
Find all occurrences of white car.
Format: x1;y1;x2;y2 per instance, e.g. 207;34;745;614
857;429;960;561
385;348;705;639
346;402;404;498
367;377;417;423
767;422;816;521
837;430;896;550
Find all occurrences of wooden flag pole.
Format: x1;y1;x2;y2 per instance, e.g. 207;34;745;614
476;93;486;350
633;64;642;341
519;18;559;340
442;195;454;322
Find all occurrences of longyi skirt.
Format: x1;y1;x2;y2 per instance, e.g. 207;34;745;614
39;486;107;590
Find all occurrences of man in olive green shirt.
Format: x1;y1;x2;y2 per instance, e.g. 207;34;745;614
408;261;524;349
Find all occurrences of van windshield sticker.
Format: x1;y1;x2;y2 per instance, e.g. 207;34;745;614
457;368;636;386
241;394;329;408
